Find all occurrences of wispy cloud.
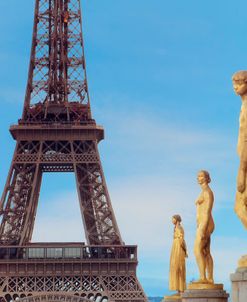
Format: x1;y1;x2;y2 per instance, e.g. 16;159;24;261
32;191;86;243
94;93;235;164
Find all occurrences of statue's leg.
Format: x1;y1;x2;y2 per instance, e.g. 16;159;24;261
194;234;206;282
205;237;214;283
237;161;247;193
235;190;247;229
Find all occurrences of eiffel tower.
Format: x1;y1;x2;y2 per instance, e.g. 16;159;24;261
0;1;147;302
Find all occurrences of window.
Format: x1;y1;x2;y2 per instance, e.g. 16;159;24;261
28;248;45;258
47;248;63;258
64;248;81;258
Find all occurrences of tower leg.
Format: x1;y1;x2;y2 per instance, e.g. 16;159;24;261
72;140;122;245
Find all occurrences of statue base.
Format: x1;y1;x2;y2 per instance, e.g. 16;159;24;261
181;282;229;302
163;293;181;302
231;264;247;302
187;282;223;290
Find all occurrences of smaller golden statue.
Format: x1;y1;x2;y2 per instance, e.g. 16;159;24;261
232;71;247;229
169;214;188;295
194;170;214;284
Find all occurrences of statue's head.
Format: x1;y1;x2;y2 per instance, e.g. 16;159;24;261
172;214;182;225
197;170;211;185
232;70;247;96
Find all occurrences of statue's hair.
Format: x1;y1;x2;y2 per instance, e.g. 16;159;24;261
232;70;247;82
199;170;211;183
172;214;182;223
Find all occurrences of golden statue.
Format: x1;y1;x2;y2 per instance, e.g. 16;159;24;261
169;214;188;294
232;71;247;229
194;170;214;283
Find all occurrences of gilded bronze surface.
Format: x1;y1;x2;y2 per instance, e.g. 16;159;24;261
194;171;215;283
169;215;188;293
187;282;223;290
164;293;181;301
232;71;247;230
238;255;247;267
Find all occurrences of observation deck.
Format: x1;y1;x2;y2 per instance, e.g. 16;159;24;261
10;123;104;142
0;243;137;261
0;243;138;277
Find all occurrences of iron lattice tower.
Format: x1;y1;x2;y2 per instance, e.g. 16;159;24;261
0;1;147;302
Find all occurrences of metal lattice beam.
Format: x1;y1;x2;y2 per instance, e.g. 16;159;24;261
23;0;91;123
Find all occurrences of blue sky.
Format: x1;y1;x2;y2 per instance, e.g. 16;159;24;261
0;0;247;298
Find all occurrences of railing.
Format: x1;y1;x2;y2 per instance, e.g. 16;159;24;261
16;120;97;126
0;244;137;261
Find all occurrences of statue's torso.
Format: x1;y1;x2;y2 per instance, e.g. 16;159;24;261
196;188;215;235
238;102;247;156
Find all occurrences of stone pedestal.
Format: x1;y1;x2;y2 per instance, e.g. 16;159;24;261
181;283;229;302
231;266;247;302
163;294;181;302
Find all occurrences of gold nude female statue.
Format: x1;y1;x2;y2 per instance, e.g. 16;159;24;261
232;71;247;229
169;214;188;294
194;170;214;283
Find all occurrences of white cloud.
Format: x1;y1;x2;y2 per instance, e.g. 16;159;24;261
32;191;86;243
94;95;236;166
